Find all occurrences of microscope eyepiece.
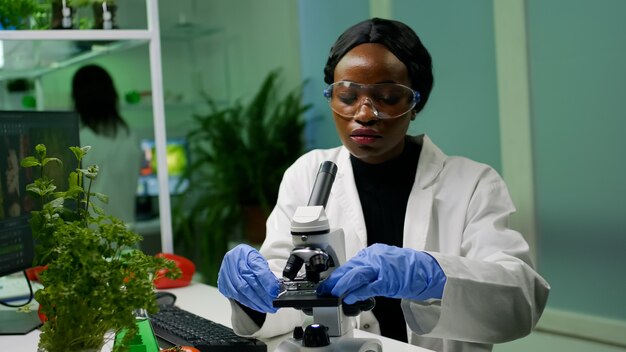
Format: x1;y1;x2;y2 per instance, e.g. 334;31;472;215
307;161;338;208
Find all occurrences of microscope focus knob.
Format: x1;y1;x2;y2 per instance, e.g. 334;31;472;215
303;324;331;347
343;297;377;316
309;253;330;272
293;326;304;340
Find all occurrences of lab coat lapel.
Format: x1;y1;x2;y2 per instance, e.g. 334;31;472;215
404;187;433;251
328;137;445;255
403;135;444;251
333;148;368;257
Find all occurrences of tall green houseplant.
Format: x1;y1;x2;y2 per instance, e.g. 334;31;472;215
173;70;311;285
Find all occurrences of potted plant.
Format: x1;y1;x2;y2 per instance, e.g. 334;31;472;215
0;0;38;29
172;69;311;285
21;144;180;352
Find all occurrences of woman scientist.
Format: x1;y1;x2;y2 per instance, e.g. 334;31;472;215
218;18;550;352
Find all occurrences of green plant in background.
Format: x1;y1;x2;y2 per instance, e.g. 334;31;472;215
0;0;39;29
30;2;52;30
0;0;110;30
173;69;311;285
21;144;180;352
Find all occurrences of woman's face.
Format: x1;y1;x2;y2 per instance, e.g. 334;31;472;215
332;43;413;164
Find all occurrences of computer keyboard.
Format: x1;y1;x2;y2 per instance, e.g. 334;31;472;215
149;304;267;352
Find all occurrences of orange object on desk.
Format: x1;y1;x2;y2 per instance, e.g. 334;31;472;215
38;305;47;323
160;346;201;352
25;265;47;282
153;253;195;289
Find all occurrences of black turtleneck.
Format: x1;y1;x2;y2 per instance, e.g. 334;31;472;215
350;137;421;343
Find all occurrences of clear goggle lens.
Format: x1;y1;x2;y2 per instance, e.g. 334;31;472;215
323;81;420;120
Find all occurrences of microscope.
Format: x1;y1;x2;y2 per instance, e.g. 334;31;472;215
272;161;382;352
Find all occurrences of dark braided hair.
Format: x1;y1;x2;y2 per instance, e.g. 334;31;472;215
323;18;434;113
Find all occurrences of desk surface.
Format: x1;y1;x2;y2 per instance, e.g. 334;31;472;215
2;283;433;352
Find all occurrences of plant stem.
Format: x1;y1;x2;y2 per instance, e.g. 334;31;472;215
85;178;93;226
39;163;46;206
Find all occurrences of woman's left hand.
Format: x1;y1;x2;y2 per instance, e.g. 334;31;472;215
316;243;447;304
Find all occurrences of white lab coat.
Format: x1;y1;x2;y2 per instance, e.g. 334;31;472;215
229;134;550;352
80;126;142;225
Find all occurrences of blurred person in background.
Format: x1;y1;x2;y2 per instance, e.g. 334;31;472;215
72;64;142;225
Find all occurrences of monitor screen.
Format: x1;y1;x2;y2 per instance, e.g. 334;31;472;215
0;110;80;277
136;138;189;197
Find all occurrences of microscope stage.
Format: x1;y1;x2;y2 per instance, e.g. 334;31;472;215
273;291;340;308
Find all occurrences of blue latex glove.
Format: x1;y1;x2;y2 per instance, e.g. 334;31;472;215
317;243;447;304
217;244;280;313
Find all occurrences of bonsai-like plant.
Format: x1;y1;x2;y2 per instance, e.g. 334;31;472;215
173;69;311;285
21;144;180;352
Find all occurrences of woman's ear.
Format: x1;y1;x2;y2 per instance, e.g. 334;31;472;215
410;111;417;121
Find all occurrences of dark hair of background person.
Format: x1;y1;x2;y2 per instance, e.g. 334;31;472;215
323;17;434;114
72;64;129;138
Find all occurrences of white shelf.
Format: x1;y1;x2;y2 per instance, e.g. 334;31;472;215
0;39;148;80
0;29;153;41
0;0;174;254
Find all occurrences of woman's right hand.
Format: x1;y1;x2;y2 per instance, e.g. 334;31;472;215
217;244;280;313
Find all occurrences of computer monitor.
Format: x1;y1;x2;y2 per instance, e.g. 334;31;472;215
136;138;190;198
0;110;80;334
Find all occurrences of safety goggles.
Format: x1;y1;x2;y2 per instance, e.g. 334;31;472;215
323;81;421;120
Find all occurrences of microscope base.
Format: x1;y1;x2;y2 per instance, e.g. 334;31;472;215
275;335;383;352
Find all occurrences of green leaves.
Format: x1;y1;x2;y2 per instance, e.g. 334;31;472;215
28;144;62;167
20;144;180;352
26;179;56;197
0;0;38;29
42;157;62;167
20;156;40;167
81;164;99;180
70;145;91;162
173;69;310;285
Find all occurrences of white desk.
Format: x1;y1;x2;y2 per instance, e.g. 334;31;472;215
1;283;433;352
